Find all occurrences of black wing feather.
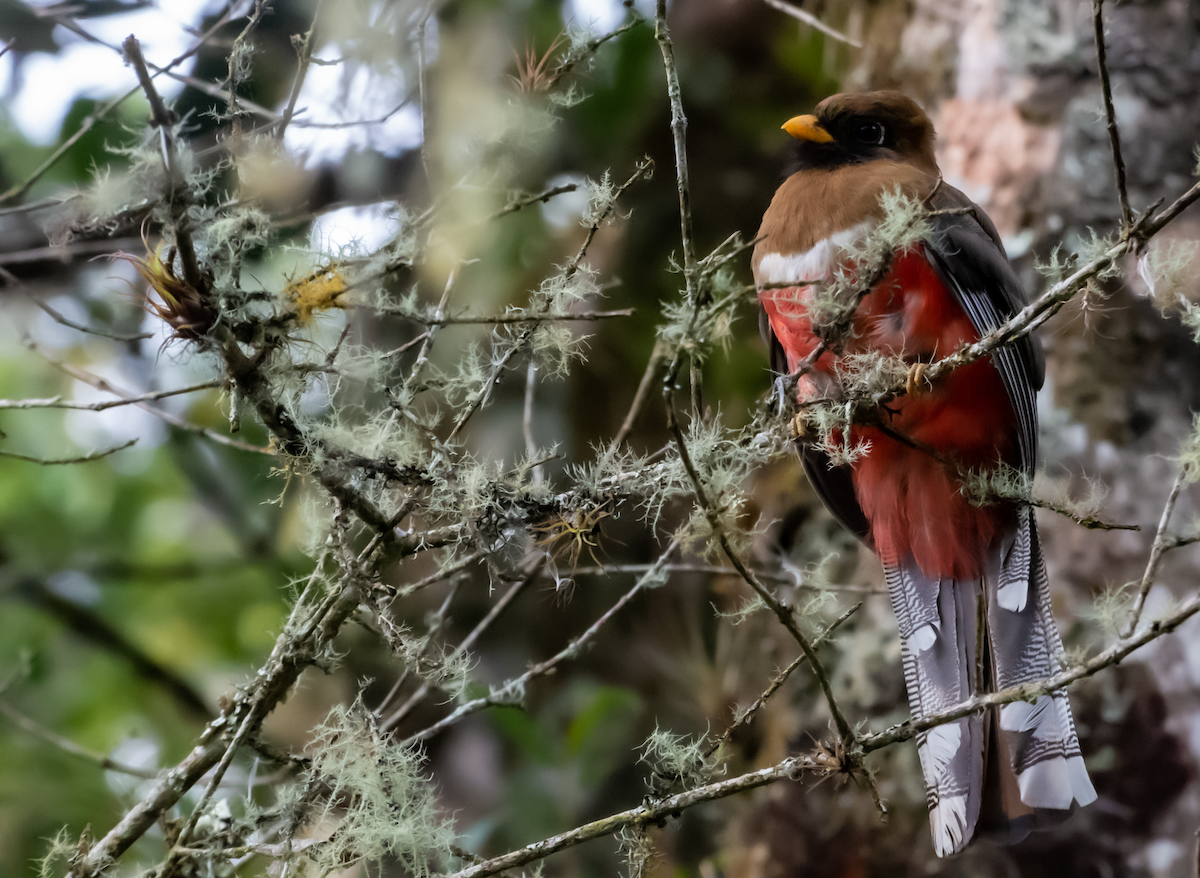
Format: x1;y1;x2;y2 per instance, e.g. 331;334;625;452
922;183;1044;474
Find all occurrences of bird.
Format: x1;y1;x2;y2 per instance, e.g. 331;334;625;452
752;91;1096;856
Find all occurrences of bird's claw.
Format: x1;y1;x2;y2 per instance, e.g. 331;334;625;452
906;362;929;398
790;413;812;441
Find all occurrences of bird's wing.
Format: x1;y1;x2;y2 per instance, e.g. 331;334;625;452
760;307;872;543
921;183;1045;474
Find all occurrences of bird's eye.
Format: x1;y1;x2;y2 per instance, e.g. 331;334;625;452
854;121;885;145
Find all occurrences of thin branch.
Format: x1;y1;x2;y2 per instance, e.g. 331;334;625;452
443;752;822;878
1092;0;1132;227
30;346;266;453
0;195;73;218
654;233;853;743
0;438;136;465
0;380;221;412
378;558;544;732
523;360;542;483
1141;177;1200;239
706;601;862;758
607;340;666;452
564;561;886;593
122;36;206;296
0;699;159;780
276;0;325;141
417;12;432;183
0;5;240;205
378;307;634;325
489;183;579;220
654;1;698;295
1122;465;1188;637
445;160;650;443
662;330;856;744
396;551;487;597
28;295;154;342
0;236;143;267
761;0;863;48
563;158;653;280
544;17;645;90
1028;494;1140;532
402;264;459;397
399;540;680;747
0;84;132;206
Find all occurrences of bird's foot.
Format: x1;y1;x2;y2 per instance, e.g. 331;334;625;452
789;413;812;441
906;362;930;398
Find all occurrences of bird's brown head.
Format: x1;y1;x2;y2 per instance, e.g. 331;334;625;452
781;91;938;177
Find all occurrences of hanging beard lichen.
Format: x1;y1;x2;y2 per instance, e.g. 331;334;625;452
287;702;454;875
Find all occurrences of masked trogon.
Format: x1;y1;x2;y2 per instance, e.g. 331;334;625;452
753;90;1096;856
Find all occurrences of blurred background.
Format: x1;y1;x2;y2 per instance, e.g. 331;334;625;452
2;0;1200;875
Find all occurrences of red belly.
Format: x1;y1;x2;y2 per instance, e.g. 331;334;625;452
761;247;1017;580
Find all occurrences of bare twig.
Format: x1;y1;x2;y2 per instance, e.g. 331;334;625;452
654;1;698;295
0;195;73;218
30;346;264;453
0;438;136;465
276;0;325;141
489;183;579;220
0;380;219;411
400;539;680;747
1122;465;1188;637
1;5;239;206
1092;0;1132;227
0;699;159;780
761;0;863;48
607;341;666;451
26;294;153;342
1141;178;1200;239
378;557;544;732
442;752;823;878
523;360;542;482
563;561;876;587
416;13;432;182
0;236;143;267
402;265;459;397
379;307;634;325
706;601;862;759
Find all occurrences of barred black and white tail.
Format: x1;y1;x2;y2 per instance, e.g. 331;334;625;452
886;506;1096;856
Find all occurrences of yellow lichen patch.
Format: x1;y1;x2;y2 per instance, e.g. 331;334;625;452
113;238;215;340
285;266;349;325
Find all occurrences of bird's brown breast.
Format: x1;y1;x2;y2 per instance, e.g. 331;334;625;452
751;160;940;275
